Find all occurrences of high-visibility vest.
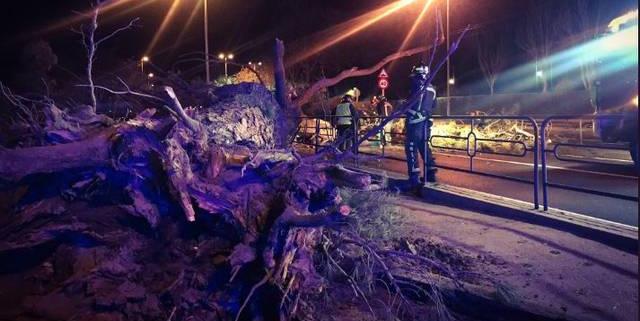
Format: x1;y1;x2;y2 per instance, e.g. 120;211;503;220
335;103;353;125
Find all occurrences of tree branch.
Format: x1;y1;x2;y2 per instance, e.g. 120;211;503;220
294;45;434;107
95;18;140;46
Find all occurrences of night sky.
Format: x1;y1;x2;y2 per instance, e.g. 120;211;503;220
0;0;636;98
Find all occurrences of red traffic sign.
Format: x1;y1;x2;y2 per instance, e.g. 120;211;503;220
378;78;389;89
378;68;389;79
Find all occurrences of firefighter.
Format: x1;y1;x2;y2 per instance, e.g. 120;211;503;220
405;63;437;188
333;92;359;152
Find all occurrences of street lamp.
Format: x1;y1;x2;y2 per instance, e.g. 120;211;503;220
248;61;263;70
140;56;150;74
448;77;455;85
218;53;234;78
536;70;544;78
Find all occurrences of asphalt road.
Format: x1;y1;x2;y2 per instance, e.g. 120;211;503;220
352;143;639;227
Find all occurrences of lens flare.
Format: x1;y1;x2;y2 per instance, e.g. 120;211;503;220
398;0;434;56
389;0;435;71
173;0;204;51
146;0;183;55
460;22;637;96
287;0;418;66
32;0;156;37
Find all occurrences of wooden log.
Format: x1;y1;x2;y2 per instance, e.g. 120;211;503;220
0;128;114;181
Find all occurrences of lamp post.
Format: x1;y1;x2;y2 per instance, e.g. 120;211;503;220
218;53;234;78
140;56;150;75
445;0;451;115
203;0;211;83
248;61;262;71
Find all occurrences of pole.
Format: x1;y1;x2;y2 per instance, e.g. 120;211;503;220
204;0;211;84
224;59;228;78
445;0;451;116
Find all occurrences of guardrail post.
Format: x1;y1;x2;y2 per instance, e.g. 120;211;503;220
470;118;475;172
353;118;359;165
578;119;583;144
540;118;550;211
314;118;320;154
423;119;428;185
530;118;539;210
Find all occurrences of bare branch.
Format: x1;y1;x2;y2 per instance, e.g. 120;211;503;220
76;78;164;103
294;45;436;107
95;18;140;46
350;25;471;151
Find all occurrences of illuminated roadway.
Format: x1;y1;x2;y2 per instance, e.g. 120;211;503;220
295;142;638;227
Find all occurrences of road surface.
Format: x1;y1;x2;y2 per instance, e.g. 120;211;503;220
295;140;638;226
354;142;638;226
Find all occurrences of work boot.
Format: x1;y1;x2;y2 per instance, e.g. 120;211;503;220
400;176;422;194
426;170;437;183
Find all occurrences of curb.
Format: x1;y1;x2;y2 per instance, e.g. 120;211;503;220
351;166;638;254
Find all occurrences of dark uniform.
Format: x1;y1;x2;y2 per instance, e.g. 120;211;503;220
405;64;437;186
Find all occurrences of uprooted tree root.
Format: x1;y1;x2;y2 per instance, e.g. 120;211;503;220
0;79;471;321
0;9;477;318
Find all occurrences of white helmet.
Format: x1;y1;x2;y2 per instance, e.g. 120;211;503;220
411;64;429;76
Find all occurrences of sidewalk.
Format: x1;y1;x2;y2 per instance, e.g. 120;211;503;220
392;196;638;321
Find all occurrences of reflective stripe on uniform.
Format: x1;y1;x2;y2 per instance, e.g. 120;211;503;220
335;103;352;125
427;86;436;98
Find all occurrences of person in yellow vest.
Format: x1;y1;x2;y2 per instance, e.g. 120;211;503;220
333;93;359;152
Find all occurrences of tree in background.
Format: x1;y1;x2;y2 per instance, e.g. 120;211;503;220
477;32;506;95
557;0;602;109
517;0;555;93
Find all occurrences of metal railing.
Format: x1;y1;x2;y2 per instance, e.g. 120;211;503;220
293;114;540;209
540;114;638;210
293;113;637;212
429;116;539;207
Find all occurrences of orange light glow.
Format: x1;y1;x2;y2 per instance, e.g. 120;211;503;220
146;0;183;55
287;0;418;66
398;0;434;56
389;0;434;71
173;0;204;50
34;0;157;37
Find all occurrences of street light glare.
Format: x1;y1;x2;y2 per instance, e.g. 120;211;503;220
448;78;455;85
228;54;234;60
288;0;420;66
218;53;225;59
141;56;150;62
148;73;154;78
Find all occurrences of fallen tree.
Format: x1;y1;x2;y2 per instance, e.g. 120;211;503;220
0;6;475;321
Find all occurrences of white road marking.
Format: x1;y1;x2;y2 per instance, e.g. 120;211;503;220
561;154;634;164
433;152;638;180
